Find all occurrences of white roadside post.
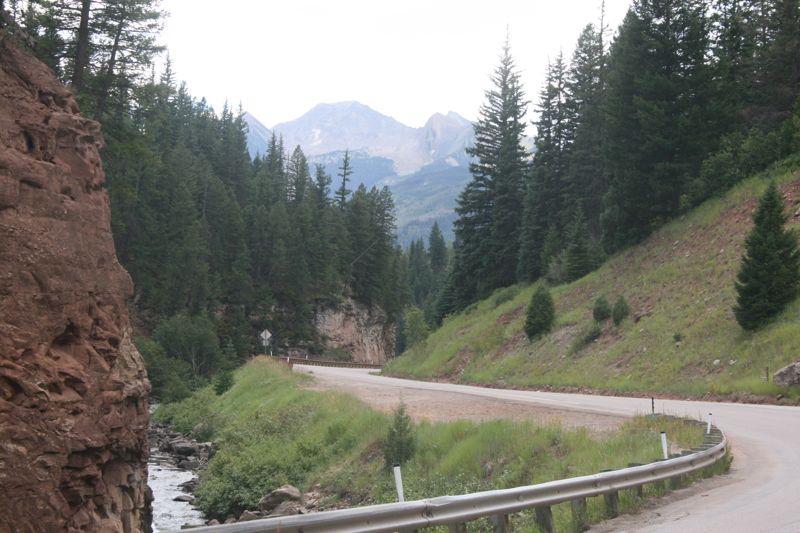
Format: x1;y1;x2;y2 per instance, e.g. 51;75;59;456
707;413;713;434
660;431;669;459
393;463;405;502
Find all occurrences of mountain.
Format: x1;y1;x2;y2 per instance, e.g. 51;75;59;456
274;101;428;174
246;102;476;243
243;112;271;158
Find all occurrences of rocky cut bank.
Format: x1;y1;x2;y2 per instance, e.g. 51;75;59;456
0;28;151;532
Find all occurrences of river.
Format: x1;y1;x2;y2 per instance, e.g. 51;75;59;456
148;406;206;532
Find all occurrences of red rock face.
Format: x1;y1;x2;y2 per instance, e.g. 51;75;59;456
0;36;151;532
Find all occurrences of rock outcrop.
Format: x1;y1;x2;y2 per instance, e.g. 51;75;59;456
0;34;151;532
774;361;800;388
314;298;395;364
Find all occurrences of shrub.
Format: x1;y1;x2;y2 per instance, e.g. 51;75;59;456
612;296;630;326
383;403;415;467
525;286;555;340
213;369;234;395
593;296;611;322
545;253;568;285
571;321;602;353
403;306;430;348
493;286;519;307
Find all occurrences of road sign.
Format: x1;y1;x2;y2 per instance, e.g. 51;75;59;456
259;329;272;347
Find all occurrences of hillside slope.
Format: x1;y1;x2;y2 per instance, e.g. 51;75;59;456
386;164;800;399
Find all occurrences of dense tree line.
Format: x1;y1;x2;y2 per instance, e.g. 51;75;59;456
7;1;415;399
441;0;800;318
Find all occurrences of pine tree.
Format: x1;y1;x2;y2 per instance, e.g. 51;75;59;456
602;1;714;250
518;54;571;281
525;285;555;340
565;208;593;281
428;221;447;277
336;149;353;209
734;182;800;330
451;38;528;306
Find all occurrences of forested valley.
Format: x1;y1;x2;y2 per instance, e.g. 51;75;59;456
5;0;800;402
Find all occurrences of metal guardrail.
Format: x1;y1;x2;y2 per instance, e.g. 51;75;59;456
179;424;727;533
265;355;383;370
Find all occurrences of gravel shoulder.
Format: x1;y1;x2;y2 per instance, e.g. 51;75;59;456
301;365;626;433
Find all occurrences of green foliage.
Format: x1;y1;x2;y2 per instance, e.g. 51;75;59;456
383;403;415;467
403;306;430;348
493;286;519;308
449;39;529;310
158;359;716;525
154;314;223;379
593;296;611;322
137;336;192;402
525;286;555;340
612;295;630;326
734;182;800;329
213;369;234;396
571;321;603;354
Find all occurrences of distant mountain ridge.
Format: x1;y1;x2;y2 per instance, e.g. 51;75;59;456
243;101;477;244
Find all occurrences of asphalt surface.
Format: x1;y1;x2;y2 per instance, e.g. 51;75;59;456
296;365;800;533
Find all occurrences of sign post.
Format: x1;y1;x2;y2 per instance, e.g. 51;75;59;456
259;329;272;356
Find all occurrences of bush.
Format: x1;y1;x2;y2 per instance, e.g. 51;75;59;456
525;286;555;340
612;296;630;326
493;286;519;307
571;321;603;353
403;306;430;348
383;403;415;467
213;369;234;395
137;336;193;403
545;253;568;285
593;296;611;322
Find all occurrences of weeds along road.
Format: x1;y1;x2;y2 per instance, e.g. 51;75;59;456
295;365;800;533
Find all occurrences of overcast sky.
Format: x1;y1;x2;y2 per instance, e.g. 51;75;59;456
159;0;631;128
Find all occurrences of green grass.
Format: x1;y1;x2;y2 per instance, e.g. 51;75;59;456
156;358;726;529
386;165;800;401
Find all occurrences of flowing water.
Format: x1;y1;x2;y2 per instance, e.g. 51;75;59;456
148;405;206;532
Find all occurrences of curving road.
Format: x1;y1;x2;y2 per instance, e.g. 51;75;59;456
296;365;800;533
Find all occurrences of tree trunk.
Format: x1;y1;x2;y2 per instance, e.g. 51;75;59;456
70;0;92;94
93;9;125;120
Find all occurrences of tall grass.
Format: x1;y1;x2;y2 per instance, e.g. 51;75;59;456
386;166;800;400
156;358;720;528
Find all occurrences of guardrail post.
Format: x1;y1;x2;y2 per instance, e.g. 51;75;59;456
570;497;589;533
393;464;405;502
604;491;620;518
491;514;510;532
706;413;713;434
534;506;554;533
660;431;669;459
448;523;468;533
627;463;645;497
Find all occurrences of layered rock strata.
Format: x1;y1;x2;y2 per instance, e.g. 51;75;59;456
0;34;151;532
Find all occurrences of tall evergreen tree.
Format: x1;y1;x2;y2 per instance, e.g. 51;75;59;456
734;182;800;330
518;53;572;281
336;149;353;209
602;0;713;250
450;38;528;307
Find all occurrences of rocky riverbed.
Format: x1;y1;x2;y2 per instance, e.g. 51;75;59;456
148;417;209;531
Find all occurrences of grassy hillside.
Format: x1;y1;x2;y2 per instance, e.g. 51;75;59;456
156;358;718;528
386;163;800;400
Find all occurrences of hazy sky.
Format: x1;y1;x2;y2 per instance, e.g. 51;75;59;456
159;0;631;128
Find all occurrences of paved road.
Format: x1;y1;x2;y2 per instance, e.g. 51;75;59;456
296;365;800;533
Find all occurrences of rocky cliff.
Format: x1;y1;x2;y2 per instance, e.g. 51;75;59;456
314;298;395;364
0;34;151;532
